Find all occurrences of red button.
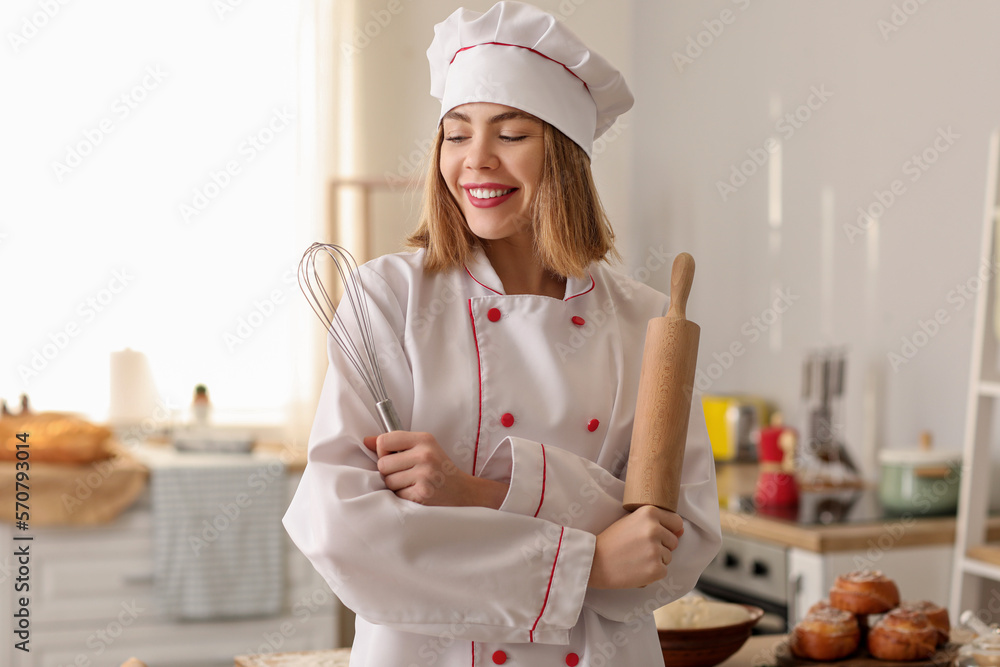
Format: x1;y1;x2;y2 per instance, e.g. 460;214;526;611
501;413;515;428
566;653;580;666
587;419;599;432
571;316;585;326
488;308;501;322
492;650;507;664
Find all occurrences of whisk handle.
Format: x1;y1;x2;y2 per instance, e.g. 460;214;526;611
377;400;403;433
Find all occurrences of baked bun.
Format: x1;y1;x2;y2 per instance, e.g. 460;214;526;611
807;600;834;616
899;600;949;645
790;607;860;661
829;570;900;615
867;608;938;661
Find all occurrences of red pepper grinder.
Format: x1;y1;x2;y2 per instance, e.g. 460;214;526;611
754;412;799;508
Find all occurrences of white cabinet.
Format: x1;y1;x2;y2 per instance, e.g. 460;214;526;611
0;476;337;667
788;544;953;624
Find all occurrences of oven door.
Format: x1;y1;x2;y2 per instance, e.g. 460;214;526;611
695;533;792;633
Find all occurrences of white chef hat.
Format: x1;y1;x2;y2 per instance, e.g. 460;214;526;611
427;1;633;158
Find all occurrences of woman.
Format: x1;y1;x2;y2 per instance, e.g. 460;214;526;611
283;2;722;665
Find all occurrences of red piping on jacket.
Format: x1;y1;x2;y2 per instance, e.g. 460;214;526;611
530;526;564;642
468;299;484;476
533;444;547;518
465;266;502;296
565;274;595;301
465;265;595;302
450;42;589;91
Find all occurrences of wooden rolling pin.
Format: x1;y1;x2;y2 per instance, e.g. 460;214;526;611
623;253;700;513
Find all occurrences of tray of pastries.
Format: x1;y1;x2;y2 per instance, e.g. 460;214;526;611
776;570;957;666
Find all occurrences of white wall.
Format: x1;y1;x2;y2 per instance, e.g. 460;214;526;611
631;0;1000;475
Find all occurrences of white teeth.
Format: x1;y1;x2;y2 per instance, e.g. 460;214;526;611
469;188;514;199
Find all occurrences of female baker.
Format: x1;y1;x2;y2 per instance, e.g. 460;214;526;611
283;2;722;665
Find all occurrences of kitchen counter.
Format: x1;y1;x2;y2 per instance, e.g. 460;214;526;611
716;463;1000;553
718;634;786;667
136;437;308;473
233;638;783;667
254;440;307;473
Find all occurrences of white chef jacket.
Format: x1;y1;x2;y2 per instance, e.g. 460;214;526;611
283;246;722;667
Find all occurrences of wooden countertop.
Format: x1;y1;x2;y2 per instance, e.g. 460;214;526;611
719;634;786;667
234;649;351;666
233;637;785;667
716;463;1000;552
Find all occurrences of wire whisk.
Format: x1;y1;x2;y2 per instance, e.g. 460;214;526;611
298;242;402;433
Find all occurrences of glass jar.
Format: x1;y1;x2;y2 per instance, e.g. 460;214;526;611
956;631;1000;667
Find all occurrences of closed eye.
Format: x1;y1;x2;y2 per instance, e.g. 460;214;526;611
444;135;529;144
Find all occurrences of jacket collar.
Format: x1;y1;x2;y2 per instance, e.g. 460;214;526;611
463;245;595;301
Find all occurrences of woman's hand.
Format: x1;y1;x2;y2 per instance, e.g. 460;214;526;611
362;432;508;509
588;505;684;590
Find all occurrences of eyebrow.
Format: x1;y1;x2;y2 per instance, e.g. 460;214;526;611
443;109;540;124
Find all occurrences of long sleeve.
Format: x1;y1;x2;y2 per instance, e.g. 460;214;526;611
478;390;722;622
283;266;596;645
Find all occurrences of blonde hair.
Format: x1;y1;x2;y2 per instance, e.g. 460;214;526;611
405;121;619;278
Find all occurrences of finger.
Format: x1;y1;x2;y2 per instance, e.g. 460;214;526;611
383;469;417;493
362;436;379;452
657;510;685;536
661;529;680;552
397;481;434;505
375;432;416;458
377;450;414;476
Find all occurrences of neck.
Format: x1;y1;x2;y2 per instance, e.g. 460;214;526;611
482;239;566;299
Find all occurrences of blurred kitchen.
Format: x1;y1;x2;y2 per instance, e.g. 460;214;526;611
3;0;1000;665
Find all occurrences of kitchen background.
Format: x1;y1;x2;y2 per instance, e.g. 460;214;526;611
3;0;1000;665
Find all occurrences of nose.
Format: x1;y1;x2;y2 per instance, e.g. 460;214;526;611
465;136;499;170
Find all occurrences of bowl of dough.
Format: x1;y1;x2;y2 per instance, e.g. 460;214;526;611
655;596;764;667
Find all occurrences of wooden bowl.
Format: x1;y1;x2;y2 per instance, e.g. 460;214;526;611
658;605;764;667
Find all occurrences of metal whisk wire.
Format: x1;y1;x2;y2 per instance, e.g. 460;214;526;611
297;242;401;433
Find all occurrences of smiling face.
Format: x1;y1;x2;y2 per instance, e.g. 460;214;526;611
439;102;545;246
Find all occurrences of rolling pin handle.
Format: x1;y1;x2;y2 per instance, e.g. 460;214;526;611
668;253;695;320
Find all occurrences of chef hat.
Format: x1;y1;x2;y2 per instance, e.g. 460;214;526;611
427;1;633;158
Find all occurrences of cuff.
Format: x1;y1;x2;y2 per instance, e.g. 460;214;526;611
480;436;547;518
527;525;596;644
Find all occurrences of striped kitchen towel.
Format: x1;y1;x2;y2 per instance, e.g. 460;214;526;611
151;452;285;620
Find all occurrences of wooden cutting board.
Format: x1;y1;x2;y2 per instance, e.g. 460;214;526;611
773;640;958;667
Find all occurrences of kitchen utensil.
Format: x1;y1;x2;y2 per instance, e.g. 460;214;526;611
727;401;760;461
703;394;770;462
757;412;788;463
878;431;962;516
800;348;859;481
755;414;800;508
623;253;700;512
298;242;402;433
657;604;763;667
